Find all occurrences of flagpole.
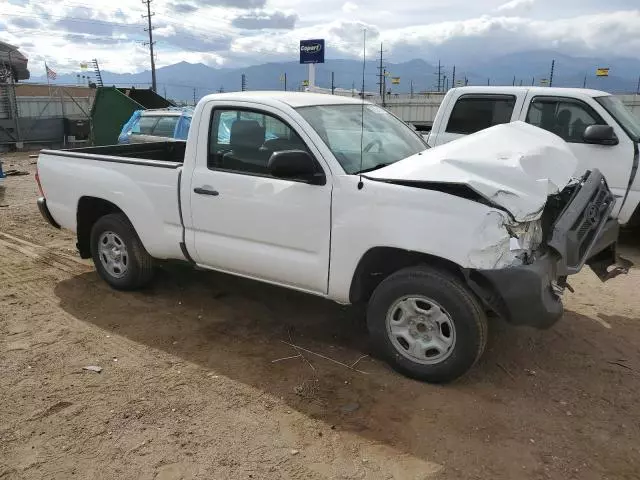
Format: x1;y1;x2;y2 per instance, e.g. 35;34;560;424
45;61;51;98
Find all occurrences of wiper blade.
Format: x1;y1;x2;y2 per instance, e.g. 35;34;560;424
356;162;392;174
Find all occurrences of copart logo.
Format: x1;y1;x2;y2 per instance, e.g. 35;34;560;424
300;43;322;53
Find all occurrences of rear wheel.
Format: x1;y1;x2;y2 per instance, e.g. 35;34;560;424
367;266;487;383
90;213;154;290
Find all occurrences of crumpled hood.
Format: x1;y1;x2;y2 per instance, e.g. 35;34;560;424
366;121;578;222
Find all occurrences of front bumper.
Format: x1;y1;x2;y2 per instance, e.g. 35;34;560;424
476;254;563;329
37;197;60;229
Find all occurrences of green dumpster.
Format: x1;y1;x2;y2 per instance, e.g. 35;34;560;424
90;87;174;146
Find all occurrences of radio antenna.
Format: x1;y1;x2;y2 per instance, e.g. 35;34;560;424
357;28;367;190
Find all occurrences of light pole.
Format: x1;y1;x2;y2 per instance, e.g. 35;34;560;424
6;48;22;147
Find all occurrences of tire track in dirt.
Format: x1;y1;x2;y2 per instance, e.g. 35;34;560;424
0;231;91;277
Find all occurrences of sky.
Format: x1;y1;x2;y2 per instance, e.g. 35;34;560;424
1;0;639;75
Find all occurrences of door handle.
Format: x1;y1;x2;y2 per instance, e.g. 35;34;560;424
193;187;219;196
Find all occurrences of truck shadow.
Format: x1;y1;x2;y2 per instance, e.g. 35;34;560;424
53;263;640;471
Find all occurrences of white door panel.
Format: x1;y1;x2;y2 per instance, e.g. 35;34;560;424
190;171;331;292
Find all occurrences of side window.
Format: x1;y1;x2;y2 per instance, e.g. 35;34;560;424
135;116;158;135
445;95;516;134
151;117;179;137
526;98;606;143
208;109;310;176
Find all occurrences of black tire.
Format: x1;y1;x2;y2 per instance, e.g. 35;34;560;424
90;213;154;290
367;266;487;383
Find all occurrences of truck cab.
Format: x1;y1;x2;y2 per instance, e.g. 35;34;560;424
428;87;640;225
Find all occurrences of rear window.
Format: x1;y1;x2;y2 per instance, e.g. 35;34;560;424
134;116;158;134
445;95;516;135
152;116;179;137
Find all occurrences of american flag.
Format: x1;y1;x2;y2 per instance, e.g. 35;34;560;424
45;64;57;80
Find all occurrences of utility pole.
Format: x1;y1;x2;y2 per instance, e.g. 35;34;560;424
519;79;523;86
284;72;287;91
451;65;456;89
583;74;587;89
487;77;490;86
636;75;640;94
549;59;555;87
382;68;387;106
331;71;335;94
241;74;246;91
377;43;386;97
410;79;414;98
512;75;516;86
436;60;442;92
531;76;535;86
218;85;224;93
352;81;355;97
142;0;157;92
193;88;196;106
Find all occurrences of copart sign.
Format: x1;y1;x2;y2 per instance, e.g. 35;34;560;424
300;39;325;64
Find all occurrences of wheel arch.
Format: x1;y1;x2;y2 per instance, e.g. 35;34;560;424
349;246;466;304
76;197;128;259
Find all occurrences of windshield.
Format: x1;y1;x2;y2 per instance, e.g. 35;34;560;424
595;96;640;142
297;104;427;174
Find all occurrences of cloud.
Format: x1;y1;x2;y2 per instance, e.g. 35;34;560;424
231;11;298;30
199;0;266;7
382;10;640;63
154;22;233;52
63;33;127;45
496;0;535;14
169;2;198;14
342;2;358;13
7;16;41;29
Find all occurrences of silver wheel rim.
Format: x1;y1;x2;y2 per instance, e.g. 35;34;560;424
385;295;456;365
98;231;129;279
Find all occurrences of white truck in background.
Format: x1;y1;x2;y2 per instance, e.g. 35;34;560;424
427;87;640;226
35;92;626;383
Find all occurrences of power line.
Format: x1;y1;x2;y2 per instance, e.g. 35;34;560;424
141;0;157;92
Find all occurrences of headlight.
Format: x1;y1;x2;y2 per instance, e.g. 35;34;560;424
508;220;543;253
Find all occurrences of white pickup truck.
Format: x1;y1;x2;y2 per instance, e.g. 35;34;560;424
427;87;640;225
36;92;625;383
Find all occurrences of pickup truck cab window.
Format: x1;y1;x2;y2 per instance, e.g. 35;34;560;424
525;97;606;143
208;108;310;176
445;95;516;135
297;104;426;174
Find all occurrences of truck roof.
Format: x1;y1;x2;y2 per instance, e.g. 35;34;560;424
199;91;366;108
451;86;610;98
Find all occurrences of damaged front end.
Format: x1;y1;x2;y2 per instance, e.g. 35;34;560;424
468;169;631;329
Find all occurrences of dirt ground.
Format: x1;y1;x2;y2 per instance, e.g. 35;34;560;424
1;152;640;480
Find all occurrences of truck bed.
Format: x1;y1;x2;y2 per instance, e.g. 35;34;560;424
41;141;186;167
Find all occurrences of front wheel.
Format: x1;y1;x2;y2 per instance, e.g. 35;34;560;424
367;266;487;383
90;213;155;290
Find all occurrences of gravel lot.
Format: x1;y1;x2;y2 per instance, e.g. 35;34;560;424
1;152;640;480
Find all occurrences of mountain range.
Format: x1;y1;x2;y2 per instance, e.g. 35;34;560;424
30;50;640;102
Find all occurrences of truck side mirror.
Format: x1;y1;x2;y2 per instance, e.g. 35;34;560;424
268;150;325;185
583;125;618;146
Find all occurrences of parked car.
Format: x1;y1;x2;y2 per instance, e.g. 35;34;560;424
426;86;640;226
118;108;193;144
35;92;625;383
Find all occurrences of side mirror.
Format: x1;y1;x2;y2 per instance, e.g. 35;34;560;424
268;150;325;185
583;125;618;146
